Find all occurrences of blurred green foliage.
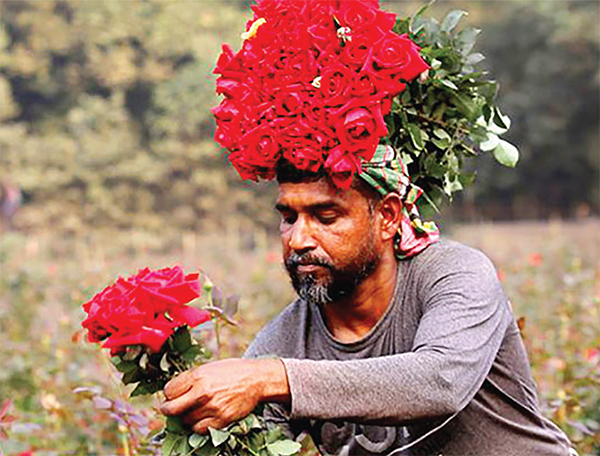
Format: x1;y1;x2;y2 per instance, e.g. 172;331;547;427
0;0;598;234
0;0;275;232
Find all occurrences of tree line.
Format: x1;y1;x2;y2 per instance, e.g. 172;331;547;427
0;0;597;233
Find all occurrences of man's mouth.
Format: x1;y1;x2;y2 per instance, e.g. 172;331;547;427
296;264;325;274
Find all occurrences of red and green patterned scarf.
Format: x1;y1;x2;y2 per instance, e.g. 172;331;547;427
360;145;439;260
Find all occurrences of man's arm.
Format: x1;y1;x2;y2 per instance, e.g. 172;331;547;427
282;246;510;423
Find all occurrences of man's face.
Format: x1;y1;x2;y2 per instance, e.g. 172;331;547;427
276;179;383;305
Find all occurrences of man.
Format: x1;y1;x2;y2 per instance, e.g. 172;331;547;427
160;147;573;455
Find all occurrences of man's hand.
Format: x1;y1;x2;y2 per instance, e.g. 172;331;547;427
160;358;290;434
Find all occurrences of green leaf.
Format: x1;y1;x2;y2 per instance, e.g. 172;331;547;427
407;124;424;151
266;440;302;456
130;382;152;397
465;53;485;65
432;137;451;150
166;416;187;434
188;433;208;449
160;353;171;372
439;79;459;91
441;10;467;33
492;108;510;131
113;359;138;374
457;27;481;55
172;326;193;353
479;133;499;152
492;139;519;167
208;427;230;447
122;367;142;385
162;433;182;456
181;345;205;363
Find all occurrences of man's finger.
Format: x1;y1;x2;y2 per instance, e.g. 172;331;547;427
161;389;204;416
192;417;227;435
181;406;210;426
164;370;194;400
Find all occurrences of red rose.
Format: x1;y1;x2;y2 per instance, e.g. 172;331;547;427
283;146;324;173
324;146;363;189
274;90;307;116
332;97;388;152
302;0;336;26
308;24;338;53
318;63;354;107
350;69;378;97
82;266;210;354
341;34;374;68
280;51;318;83
235;124;281;179
374;33;429;82
337;1;378;30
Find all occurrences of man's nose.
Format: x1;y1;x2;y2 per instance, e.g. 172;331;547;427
288;217;317;253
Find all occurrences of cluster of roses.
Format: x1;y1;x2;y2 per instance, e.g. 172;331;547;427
82;266;211;354
212;0;429;188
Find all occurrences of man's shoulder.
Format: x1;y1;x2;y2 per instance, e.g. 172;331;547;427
243;298;308;359
410;238;497;275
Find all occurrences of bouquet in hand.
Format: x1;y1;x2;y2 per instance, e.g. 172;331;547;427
81;266;301;456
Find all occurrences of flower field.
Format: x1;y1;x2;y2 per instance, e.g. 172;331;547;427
1;219;598;455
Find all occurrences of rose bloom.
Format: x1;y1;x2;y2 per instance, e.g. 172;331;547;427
332;97;388;154
324;146;364;189
374;33;430;82
82;266;210;354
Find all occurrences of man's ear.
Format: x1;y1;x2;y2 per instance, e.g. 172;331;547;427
377;193;403;242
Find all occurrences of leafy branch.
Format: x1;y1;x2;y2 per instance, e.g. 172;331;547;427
385;4;520;213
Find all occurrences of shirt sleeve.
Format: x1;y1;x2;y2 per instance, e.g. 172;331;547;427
282;246;511;425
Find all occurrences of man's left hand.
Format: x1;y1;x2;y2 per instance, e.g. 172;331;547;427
160;358;290;433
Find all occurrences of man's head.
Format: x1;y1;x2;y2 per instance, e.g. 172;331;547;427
275;169;403;306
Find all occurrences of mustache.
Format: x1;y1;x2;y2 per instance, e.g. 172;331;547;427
285;252;333;270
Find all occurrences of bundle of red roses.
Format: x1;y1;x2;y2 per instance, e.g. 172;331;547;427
81;266;301;456
213;0;429;188
82;266;211;356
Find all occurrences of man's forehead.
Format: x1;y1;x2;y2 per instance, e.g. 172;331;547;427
276;180;362;208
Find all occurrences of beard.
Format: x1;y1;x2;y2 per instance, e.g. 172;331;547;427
284;232;380;306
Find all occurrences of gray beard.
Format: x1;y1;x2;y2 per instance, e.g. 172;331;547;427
285;236;380;307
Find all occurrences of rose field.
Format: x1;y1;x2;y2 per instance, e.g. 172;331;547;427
0;219;598;456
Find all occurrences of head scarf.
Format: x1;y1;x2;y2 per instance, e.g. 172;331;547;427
359;145;439;259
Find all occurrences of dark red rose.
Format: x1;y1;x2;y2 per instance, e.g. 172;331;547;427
302;0;336;26
332;97;388;152
341;34;373;68
238;124;281;172
214;44;235;75
350;69;378;97
324;146;363;189
274;90;308;117
308;24;338;52
283;146;324;173
318;63;354;107
81;266;210;354
374;32;429;82
337;1;379;30
281;51;318;82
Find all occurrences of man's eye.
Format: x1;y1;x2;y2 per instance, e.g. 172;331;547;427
280;213;297;225
317;213;338;224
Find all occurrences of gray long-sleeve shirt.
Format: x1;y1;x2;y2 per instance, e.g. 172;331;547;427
245;240;572;455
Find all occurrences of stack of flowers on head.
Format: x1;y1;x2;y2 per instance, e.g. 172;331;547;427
212;0;429;188
82;266;211;356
